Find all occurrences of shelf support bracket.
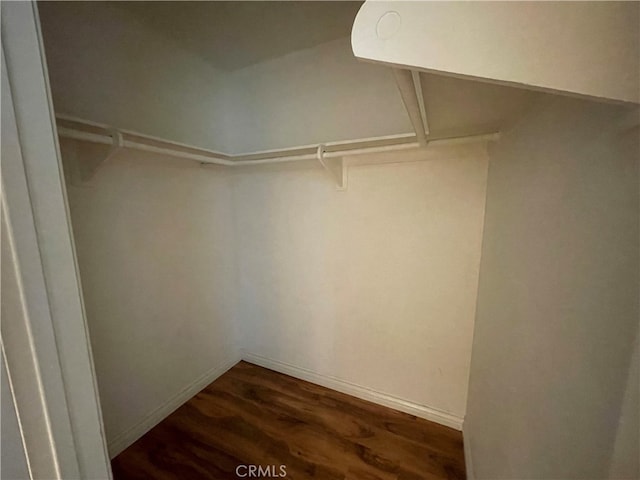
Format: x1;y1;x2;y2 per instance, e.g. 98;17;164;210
394;68;428;146
411;70;430;136
317;144;347;191
71;129;123;185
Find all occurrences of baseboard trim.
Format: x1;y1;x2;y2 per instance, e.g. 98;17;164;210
107;354;241;458
242;352;464;431
463;421;475;480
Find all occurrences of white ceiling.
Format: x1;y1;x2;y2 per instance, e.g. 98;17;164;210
116;1;363;71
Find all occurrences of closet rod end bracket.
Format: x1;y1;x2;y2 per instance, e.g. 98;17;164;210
317;144;347;191
107;129;124;160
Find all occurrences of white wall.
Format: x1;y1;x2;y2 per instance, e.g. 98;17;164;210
232;144;489;422
465;96;639;479
38;2;232;152
61;140;240;456
224;37;412;153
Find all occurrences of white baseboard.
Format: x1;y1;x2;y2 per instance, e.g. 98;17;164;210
242;352;464;431
463;421;475;480
107;354;241;458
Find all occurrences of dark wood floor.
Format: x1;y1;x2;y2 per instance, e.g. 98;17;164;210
112;361;466;480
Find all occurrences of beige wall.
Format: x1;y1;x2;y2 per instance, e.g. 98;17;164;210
465;96;639;479
232;144;489;421
61;140;240;456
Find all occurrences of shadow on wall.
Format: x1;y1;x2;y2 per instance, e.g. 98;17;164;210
61;140;240;451
465;95;640;480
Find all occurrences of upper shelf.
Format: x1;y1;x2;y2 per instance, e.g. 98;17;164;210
352;1;640;105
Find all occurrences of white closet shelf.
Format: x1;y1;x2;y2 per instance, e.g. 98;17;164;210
55;113;499;189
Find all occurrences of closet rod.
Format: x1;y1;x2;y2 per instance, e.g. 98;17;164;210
56;115;499;168
57;125;421;166
232;141;421;165
232;133;501;165
57;127;235;166
393;69;428;146
56;113;231;159
231;132;416;159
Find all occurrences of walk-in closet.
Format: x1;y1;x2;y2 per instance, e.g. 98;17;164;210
1;2;638;479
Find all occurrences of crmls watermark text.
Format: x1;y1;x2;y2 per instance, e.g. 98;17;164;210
235;465;287;478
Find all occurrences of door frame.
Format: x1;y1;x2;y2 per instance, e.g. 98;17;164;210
1;2;112;478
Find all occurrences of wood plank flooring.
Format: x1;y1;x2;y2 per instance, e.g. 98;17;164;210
112;361;466;480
